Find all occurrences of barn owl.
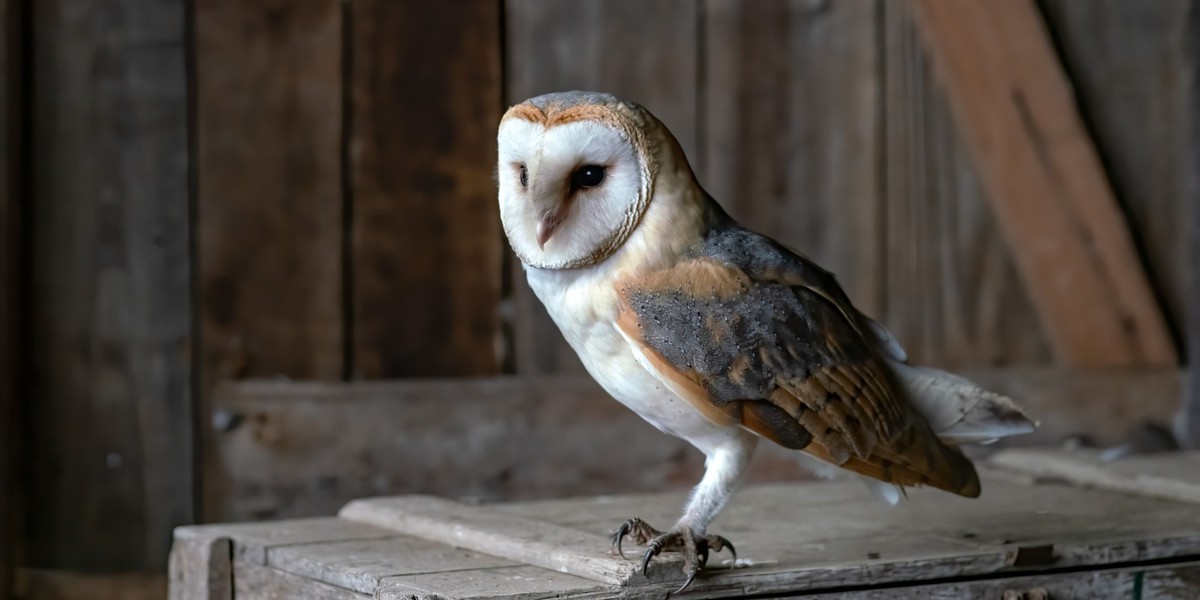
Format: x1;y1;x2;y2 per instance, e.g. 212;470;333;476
498;91;1034;591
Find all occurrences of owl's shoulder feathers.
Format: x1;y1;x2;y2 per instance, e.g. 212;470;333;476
613;214;980;497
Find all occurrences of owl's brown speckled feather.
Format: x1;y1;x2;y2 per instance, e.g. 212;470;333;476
615;199;981;498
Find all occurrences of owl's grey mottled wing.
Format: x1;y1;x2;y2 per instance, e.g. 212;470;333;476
614;222;980;497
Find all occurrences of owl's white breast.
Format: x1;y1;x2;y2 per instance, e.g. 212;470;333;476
524;253;740;455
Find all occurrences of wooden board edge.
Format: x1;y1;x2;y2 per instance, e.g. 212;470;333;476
338;496;634;586
989;448;1200;505
168;530;232;600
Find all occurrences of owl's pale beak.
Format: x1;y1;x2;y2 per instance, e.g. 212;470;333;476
536;206;566;249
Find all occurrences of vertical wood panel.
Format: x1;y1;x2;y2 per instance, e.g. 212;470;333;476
25;0;191;570
911;0;1176;366
703;0;883;319
193;0;344;520
882;3;1051;367
1041;0;1197;335
350;0;503;378
1182;0;1200;449
194;0;344;381
1;0;17;594
505;0;698;374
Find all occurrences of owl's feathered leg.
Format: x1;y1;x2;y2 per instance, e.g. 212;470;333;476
610;435;755;591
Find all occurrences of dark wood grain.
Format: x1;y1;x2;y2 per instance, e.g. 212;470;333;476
1037;0;1199;445
504;0;699;374
24;0;191;570
911;0;1177;367
703;0;883;318
882;3;1051;367
349;0;503;378
209;367;1177;523
194;0;344;382
1040;0;1196;333
193;0;345;520
1;0;18;594
1185;0;1200;447
211;376;803;522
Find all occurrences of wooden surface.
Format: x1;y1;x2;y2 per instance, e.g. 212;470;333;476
1041;0;1198;331
170;456;1200;599
1189;108;1200;447
992;448;1200;505
504;0;699;375
0;0;17;596
911;0;1177;368
167;528;231;600
802;562;1200;599
344;477;1200;593
209;376;804;522
882;3;1051;367
193;0;345;522
349;0;503;378
24;0;192;571
194;0;345;382
207;368;1179;522
703;0;883;320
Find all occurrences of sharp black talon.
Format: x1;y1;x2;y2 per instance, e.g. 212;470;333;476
641;544;658;577
675;570;697;594
721;537;737;564
611;522;631;558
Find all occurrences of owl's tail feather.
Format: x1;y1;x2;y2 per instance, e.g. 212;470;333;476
888;360;1037;446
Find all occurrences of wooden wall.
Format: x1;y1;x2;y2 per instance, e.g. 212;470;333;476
2;0;1196;596
2;0;19;596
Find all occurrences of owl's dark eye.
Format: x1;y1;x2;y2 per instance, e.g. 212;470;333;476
519;165;529;188
572;165;605;189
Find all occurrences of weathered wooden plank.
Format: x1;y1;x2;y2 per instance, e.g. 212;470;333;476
340;496;627;585
991;448;1200;505
1182;0;1200;449
801;562;1200;599
911;0;1177;367
962;368;1179;445
1188;127;1200;447
1040;0;1198;334
168;529;232;600
25;0;192;570
504;0;698;375
193;0;345;520
703;0;883;319
349;0;502;378
267;535;516;595
340;477;1200;595
232;562;369;600
377;566;607;600
210;368;1178;521
0;0;18;595
179;519;396;568
193;0;343;379
526;476;1200;562
882;3;1051;367
210;376;806;521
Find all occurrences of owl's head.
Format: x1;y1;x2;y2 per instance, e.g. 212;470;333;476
497;91;690;270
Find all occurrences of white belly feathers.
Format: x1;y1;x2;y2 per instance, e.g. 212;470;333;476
525;264;735;451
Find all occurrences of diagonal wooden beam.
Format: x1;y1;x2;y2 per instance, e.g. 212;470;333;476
911;0;1177;367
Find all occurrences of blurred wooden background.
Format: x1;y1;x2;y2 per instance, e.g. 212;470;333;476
0;0;1197;598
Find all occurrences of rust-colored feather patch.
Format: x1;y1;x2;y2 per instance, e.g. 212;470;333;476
615;308;740;427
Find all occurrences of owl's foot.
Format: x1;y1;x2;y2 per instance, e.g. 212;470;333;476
610;517;736;593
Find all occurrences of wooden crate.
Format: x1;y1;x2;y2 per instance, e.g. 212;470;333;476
169;449;1200;599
